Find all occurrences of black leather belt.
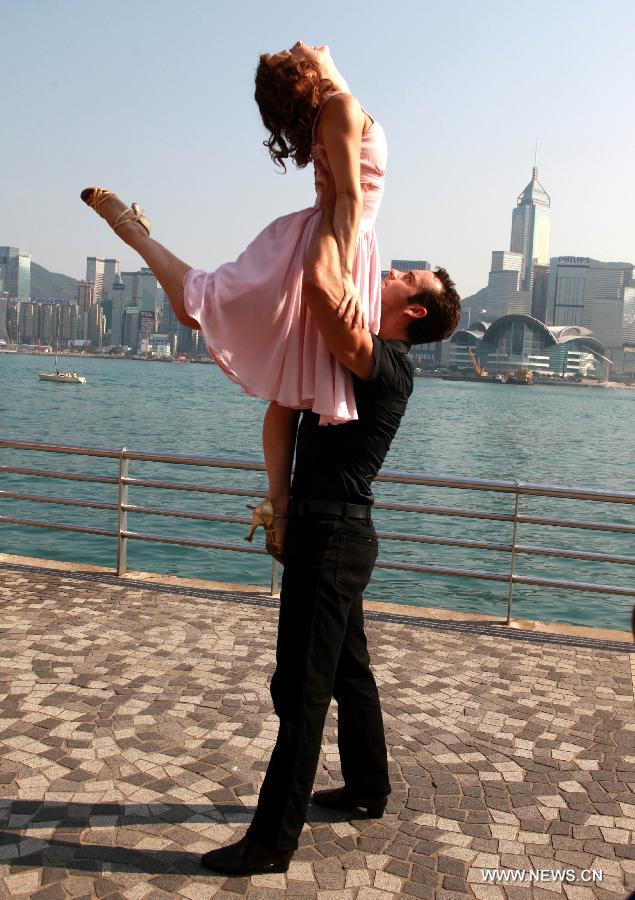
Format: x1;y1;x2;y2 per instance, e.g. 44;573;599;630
289;499;372;521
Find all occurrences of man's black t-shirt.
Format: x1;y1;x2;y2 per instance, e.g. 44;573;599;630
291;335;414;505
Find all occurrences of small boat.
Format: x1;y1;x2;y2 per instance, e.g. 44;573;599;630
38;344;86;384
39;370;86;384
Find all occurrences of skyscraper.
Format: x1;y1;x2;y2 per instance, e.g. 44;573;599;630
86;257;105;299
102;258;120;297
0;247;31;298
545;257;634;349
76;280;96;315
390;259;431;272
460;164;551;323
510;167;551;291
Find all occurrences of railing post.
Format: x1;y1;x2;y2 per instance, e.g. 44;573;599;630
270;558;280;597
506;482;520;624
116;448;128;576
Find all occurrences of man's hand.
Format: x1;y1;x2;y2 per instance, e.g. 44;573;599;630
338;284;367;330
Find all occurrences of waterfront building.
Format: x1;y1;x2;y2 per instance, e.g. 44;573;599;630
176;320;200;355
76;280;96;315
390;259;431;273
57;303;80;344
510;167;551;291
38;303;55;346
86;257;105;300
0;296;8;341
121;305;140;350
138;333;171;357
102;258;120;298
136;309;156;353
450;314;609;379
461;165;551;325
84;304;104;347
531;265;549;323
6;301;20;343
120;267;163;314
545;256;634;353
0;247;31;299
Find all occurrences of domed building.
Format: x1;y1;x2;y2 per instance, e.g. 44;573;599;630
449;314;610;379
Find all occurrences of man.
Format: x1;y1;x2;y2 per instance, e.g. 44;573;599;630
82;184;460;874
201;210;461;875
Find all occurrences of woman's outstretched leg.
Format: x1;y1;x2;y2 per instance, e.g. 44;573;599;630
81;189;198;329
262;403;300;557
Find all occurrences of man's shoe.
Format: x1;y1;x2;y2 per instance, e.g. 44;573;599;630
312;786;388;819
201;835;293;875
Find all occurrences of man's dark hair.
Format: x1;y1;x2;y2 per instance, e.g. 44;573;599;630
406;267;461;345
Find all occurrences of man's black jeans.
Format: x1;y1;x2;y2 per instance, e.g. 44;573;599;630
246;512;390;852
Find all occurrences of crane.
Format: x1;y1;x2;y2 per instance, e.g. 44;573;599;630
467;347;488;378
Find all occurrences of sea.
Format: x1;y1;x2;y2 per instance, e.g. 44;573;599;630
1;352;633;631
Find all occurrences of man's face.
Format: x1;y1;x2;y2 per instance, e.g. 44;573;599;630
380;269;441;314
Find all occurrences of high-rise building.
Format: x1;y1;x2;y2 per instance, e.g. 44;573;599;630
546;257;634;350
85;304;105;347
470;250;531;320
0;297;8;342
110;277;126;345
510;167;551;291
120;267;162;315
57;303;80;344
102;258;120;296
7;301;21;343
98;258;121;330
390;259;431;272
19;302;37;343
76;280;96;315
86;257;105;299
0;247;31;298
531;265;550;323
121;305;140;349
461;165;551;322
623;281;635;345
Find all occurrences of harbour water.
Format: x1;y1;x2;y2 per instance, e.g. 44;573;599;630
1;352;633;630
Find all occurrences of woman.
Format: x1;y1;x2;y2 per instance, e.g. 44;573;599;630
81;41;387;558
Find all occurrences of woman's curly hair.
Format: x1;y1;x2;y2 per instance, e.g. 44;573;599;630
255;53;334;172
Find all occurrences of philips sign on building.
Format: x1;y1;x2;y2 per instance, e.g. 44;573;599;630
546;257;634;350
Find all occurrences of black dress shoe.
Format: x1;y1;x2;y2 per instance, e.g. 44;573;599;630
201;835;293;876
312;786;388;818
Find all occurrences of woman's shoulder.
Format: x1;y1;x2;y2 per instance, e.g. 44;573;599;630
314;93;370;139
319;91;363;119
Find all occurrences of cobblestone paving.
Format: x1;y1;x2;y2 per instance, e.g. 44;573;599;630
0;565;634;899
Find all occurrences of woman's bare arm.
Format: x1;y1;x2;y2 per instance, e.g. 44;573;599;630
315;93;365;303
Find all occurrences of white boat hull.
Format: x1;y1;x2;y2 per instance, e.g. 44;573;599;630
39;372;86;384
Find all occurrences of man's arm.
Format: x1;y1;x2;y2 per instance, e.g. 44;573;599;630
303;211;374;380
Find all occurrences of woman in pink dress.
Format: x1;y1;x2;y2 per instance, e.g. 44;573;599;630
81;41;387;558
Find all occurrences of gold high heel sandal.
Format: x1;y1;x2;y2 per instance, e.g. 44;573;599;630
266;515;287;565
245;499;275;543
81;188;151;236
245;501;286;563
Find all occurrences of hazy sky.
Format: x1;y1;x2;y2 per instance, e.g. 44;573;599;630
3;0;634;298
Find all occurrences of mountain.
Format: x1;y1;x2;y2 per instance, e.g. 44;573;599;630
31;262;78;300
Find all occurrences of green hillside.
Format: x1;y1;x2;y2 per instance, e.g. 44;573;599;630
31;262;78;300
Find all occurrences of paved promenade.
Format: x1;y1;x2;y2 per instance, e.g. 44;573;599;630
0;560;634;899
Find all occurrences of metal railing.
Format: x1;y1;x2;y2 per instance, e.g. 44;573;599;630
1;437;634;624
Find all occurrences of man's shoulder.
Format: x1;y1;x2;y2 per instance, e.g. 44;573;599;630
372;334;413;361
369;335;414;387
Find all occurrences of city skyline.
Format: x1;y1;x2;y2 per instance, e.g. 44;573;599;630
2;0;634;300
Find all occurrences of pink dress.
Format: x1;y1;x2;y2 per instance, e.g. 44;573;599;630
183;102;387;424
